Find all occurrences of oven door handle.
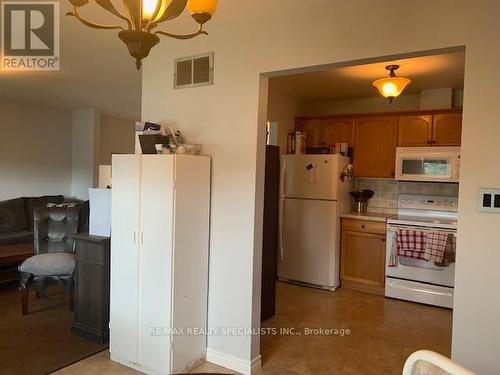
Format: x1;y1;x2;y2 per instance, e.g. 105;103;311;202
387;225;457;237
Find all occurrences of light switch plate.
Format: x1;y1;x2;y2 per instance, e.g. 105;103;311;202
478;188;500;213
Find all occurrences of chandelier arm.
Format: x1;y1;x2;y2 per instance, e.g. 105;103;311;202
67;7;125;30
155;25;208;40
95;0;132;30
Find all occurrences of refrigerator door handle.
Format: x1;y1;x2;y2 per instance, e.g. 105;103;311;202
279;199;285;261
280;159;287;197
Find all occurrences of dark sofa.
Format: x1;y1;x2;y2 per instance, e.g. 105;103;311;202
0;195;89;247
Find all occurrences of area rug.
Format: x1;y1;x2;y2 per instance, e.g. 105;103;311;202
0;282;107;375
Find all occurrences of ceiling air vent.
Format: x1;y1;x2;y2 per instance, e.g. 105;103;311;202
174;52;214;89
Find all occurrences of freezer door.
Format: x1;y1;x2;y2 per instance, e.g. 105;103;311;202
278;198;339;289
280;155;340;200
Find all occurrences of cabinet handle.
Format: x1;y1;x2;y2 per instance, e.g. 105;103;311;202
133;230;137;244
140;231;144;245
361;225;366;228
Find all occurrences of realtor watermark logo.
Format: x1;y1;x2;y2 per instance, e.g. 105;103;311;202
1;1;60;71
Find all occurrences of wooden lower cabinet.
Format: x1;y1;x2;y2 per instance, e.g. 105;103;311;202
340;219;386;295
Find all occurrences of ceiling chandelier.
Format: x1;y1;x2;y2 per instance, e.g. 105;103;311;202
67;0;217;69
372;65;411;102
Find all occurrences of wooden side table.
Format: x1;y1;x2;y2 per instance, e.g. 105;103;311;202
71;234;110;343
0;243;33;284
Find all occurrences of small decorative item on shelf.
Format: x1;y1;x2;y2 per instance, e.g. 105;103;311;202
340;164;354;182
294;131;306;155
154;144;164;154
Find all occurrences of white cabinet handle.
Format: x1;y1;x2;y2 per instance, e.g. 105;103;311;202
140;231;145;245
133;230;137;244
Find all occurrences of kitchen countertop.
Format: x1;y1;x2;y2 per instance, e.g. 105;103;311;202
341;212;395;223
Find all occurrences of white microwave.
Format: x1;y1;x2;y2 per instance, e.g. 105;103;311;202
395;147;461;183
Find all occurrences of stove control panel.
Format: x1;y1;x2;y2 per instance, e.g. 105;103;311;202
398;194;458;212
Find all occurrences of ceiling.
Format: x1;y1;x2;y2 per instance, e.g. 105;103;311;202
0;2;146;119
269;51;465;102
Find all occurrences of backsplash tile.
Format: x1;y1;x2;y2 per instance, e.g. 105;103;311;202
353;178;459;212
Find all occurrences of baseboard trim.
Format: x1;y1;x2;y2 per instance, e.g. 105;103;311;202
206;348;261;375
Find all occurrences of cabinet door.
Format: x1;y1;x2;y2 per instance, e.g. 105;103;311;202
295;118;324;148
432;112;462;146
398;115;433;146
139;155;174;373
323;117;355;147
353;116;398;178
341;231;385;287
110;155;140;363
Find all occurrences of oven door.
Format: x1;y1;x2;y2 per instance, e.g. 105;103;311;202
385;225;456;287
395;147;460;182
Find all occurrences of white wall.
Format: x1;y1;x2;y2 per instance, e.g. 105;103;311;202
70;108;101;200
99;115;135;165
0;98;73;201
266;89;298;153
142;1;500;374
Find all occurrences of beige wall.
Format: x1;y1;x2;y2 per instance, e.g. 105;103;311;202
266;89;298;153
0;98;73;201
99;115;135;165
142;1;500;373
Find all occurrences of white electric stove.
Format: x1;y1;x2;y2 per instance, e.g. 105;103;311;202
385;194;458;309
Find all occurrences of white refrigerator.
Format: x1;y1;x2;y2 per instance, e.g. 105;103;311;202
279;154;352;290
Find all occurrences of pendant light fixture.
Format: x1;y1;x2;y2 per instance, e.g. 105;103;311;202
66;0;217;69
372;65;411;102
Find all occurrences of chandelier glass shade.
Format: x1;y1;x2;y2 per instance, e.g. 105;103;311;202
372;65;411;102
67;0;217;69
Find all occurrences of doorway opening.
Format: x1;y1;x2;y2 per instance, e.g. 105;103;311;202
258;46;465;374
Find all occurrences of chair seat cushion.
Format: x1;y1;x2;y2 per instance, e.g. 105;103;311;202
19;252;75;276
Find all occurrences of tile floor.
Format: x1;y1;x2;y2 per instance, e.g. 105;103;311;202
53;282;452;374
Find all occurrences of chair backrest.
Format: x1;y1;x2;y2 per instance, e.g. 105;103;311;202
33;207;80;255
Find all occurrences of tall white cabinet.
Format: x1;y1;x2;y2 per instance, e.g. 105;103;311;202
109;154;211;375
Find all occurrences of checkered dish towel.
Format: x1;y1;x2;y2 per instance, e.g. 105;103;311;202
396;229;426;260
424;232;449;263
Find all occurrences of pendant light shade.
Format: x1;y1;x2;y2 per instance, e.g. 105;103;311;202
372;65;411;102
188;0;218;24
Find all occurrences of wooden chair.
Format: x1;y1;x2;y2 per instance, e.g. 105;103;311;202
18;206;80;314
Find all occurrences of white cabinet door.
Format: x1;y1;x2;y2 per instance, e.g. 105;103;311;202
138;156;174;374
110;154;141;363
278;198;338;288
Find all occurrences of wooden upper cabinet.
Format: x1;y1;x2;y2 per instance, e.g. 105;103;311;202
295;118;323;148
432;112;462;146
354;116;398;178
398;115;433;147
323;117;355;147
